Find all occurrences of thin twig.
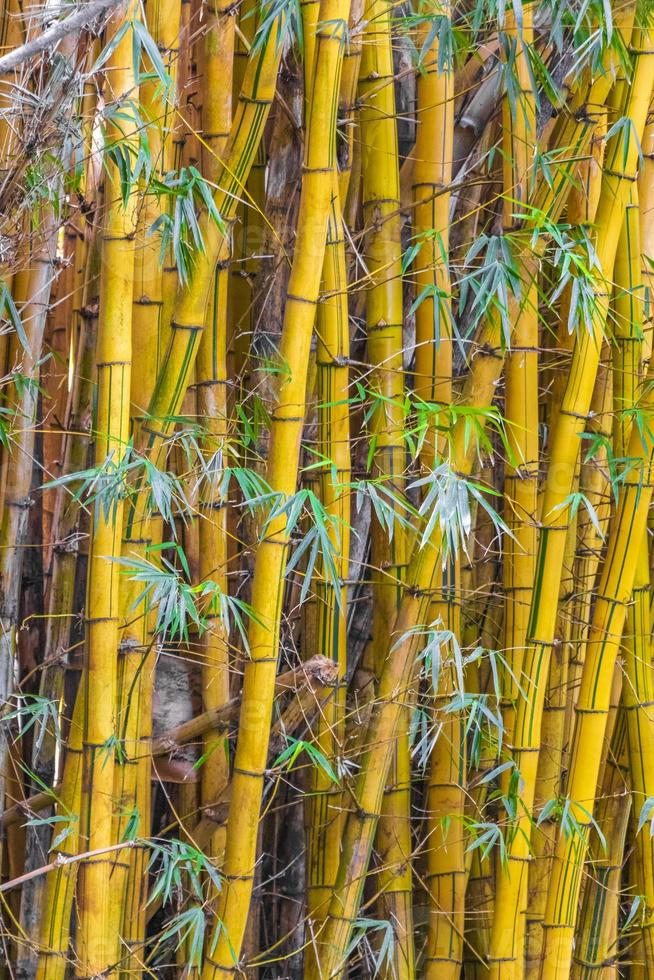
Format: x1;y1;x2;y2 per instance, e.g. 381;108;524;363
0;839;136;893
0;0;123;75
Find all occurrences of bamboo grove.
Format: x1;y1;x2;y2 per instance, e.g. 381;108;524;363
2;0;654;977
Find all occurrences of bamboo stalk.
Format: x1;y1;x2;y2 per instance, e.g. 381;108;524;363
74;3;139;971
357;0;413;971
194;0;234;881
200;4;351;971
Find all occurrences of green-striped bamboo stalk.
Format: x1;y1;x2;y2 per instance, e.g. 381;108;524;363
640;105;654;363
607;179;654;974
304;188;351;939
488;18;652;978
561;121;609;742
571;708;630;980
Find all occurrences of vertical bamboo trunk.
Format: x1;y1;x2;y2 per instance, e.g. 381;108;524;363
114;3;182;971
357;1;413;973
538;358;654;977
35;692;86;980
195;0;234;874
560;121;608;744
590;166;654;977
495;12;538;978
41;223;76;580
74;4;138;972
135;10;283;465
201;2;350;973
227;0;265;404
409;6;465;973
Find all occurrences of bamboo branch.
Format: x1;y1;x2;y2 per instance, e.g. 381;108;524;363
0;839;136;894
0;0;123;75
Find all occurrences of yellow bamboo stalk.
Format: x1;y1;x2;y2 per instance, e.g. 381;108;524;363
607;178;654;976
495;12;538;975
357;0;412;971
336;0;363;205
640;104;654;363
303;3;361;935
0;0;23;226
200;2;350;973
411;39;461;959
134;6;283;477
35;692;85;980
412;0;453;444
538;364;654;977
227;0;264;394
74;4;139;972
195;0;234;874
113;3;182;971
560;123;609;742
